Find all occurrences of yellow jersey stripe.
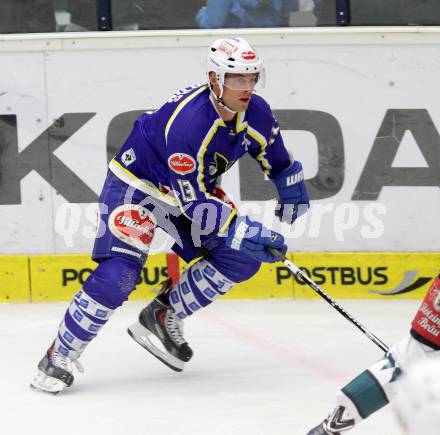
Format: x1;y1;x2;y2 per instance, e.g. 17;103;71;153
219;208;237;234
109;159;178;206
196;118;226;194
196;117;237;233
247;126;272;174
236;111;248;133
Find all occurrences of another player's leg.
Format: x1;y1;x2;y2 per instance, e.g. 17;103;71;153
307;274;440;434
307;352;395;435
128;242;261;371
307;335;439;434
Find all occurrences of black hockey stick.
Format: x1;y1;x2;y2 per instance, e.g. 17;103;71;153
269;248;389;353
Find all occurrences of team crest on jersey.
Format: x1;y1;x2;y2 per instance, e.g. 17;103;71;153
168;153;196;175
208;152;234;179
241;51;256;60
121;148;136;166
108;204;156;252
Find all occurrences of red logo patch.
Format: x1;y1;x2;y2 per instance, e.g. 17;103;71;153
109;204;156;251
168;153;196;175
241;51;256;60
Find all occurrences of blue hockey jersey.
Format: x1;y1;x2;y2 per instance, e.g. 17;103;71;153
109;83;291;235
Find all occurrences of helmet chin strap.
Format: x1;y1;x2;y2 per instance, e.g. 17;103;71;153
209;82;237;115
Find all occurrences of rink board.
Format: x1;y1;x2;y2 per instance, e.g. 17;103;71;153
1;252;438;302
0;256;30;302
290;252;440;300
28;254;168;302
1;29;440;257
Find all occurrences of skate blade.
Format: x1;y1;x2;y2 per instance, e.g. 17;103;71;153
127;322;185;372
30;370;67;395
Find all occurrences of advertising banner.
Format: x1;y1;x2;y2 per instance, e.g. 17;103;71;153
2;252;438;302
0;31;439;256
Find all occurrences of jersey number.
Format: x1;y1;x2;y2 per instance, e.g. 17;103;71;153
177;179;197;202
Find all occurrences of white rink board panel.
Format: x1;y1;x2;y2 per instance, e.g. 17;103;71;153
0;30;439;254
0;51;55;253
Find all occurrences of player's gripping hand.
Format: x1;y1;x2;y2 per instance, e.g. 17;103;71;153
273;161;310;225
225;216;287;263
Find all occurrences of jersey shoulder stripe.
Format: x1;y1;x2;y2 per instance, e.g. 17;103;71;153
247;125;271;174
165;84;209;143
196;117;227;194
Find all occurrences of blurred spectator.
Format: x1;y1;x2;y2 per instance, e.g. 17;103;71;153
0;0;55;33
196;0;298;28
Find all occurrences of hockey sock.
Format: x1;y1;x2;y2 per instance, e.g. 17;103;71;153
167;259;236;319
337;351;403;422
54;289;115;359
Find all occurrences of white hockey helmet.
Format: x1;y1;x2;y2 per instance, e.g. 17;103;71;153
394;359;440;435
207;37;265;90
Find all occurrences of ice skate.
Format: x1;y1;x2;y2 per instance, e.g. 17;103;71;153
307;406;355;435
128;279;193;372
30;342;83;395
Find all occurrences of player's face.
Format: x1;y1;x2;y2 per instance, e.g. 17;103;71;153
222;73;258;111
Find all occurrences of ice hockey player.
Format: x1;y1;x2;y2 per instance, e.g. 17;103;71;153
307;274;440;435
30;37;310;394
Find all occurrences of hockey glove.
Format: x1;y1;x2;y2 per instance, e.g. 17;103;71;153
225;216;287;263
273;161;309;225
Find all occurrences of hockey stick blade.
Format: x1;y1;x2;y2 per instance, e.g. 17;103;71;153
269;248;389;353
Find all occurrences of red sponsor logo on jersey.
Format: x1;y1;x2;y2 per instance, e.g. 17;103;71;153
109;204;156;251
241;51;256;60
168;153;196;175
411;276;440;346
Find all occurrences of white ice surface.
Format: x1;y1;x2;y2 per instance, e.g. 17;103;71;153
0;299;418;435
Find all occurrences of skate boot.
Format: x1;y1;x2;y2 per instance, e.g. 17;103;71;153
307;406;355;435
128;278;193;372
30;342;84;394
